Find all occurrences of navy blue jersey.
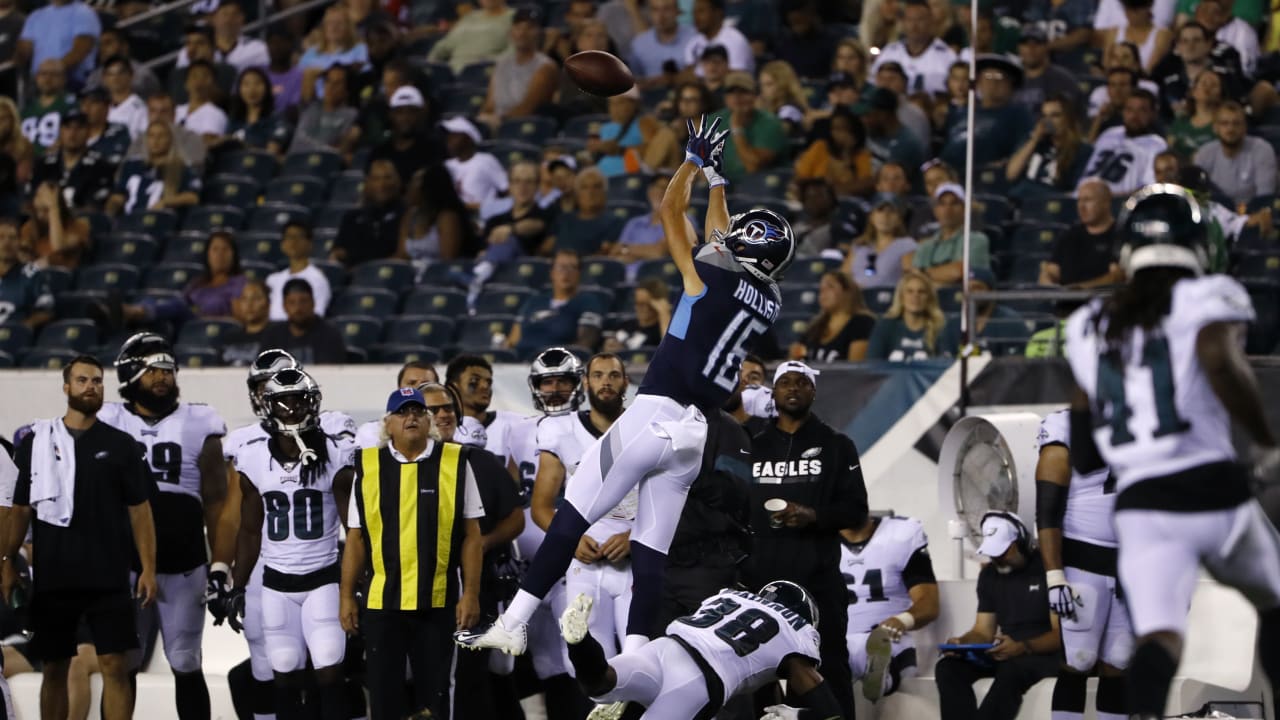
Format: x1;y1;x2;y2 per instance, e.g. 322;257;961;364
113;159;202;216
0;262;54;325
639;243;781;410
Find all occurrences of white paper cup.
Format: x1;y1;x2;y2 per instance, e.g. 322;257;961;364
765;498;787;527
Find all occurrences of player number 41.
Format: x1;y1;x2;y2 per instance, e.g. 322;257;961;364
1095;336;1191;445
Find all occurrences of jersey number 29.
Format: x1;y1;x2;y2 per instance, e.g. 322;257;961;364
1095;336;1191;445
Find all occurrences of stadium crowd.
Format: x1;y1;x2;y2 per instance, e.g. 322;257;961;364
0;0;1278;370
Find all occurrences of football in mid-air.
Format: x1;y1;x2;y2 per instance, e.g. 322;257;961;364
565;50;635;97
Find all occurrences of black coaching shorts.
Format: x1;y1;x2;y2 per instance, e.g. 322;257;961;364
31;589;139;662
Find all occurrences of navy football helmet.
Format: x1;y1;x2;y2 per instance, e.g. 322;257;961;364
721;208;795;284
115;332;176;390
528;347;585;416
1117;183;1210;278
758;580;820;628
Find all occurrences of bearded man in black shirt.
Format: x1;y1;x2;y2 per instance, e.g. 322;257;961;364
1;355;157;720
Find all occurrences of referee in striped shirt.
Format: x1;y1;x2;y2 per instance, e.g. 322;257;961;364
340;387;486;720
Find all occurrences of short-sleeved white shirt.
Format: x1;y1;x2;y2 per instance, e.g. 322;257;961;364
346;441;485;528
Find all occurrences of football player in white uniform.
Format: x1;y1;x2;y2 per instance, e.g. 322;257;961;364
559;581;844;720
530;350;632;718
1079;90;1167;196
352;361;438;449
232;369;355;720
99;333;228;720
499;349;587;718
533;352;633;656
1035;410;1132;720
215;349;358;720
447;354;522;463
1065;184;1280;720
839;513;939;702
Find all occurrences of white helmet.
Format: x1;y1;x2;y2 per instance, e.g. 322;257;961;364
528;347;585;416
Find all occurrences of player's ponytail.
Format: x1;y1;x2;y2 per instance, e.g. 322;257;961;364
1098;267;1191;356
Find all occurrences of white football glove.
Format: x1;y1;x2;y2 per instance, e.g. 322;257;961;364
1046;569;1081;621
760;705;803;720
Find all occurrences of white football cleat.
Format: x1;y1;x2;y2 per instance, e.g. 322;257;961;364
559;593;594;645
862;625;895;702
586;701;627;720
453;616;528;655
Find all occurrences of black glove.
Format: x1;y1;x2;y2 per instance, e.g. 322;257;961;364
225;587;247;634
206;565;231;625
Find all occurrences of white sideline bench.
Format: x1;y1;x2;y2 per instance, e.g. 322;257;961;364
5;579;1267;719
853;578;1268;719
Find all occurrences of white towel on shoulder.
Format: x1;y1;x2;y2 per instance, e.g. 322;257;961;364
29;419;76;528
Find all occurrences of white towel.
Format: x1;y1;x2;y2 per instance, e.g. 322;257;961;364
29;419;76;528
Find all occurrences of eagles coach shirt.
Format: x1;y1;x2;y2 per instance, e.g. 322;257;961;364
13;421;151;592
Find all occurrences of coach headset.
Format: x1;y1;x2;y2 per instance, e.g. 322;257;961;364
979;510;1035;556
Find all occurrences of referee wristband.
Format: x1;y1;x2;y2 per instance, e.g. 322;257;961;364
893;612;915;631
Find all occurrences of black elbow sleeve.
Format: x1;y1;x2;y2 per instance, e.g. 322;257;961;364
1068;407;1106;475
1035;480;1068;531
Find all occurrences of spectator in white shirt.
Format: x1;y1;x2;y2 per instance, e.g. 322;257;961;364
871;0;957;97
102;55;147;140
1194;0;1258;78
442;115;508;210
1094;0;1176;29
266;221;331;321
683;0;753;73
176;1;268;74
175;60;228;138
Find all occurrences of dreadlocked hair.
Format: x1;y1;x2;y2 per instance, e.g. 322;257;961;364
268;427;331;486
1097;267;1194;356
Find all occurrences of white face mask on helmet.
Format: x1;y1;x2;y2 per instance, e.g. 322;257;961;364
528;347;585;416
